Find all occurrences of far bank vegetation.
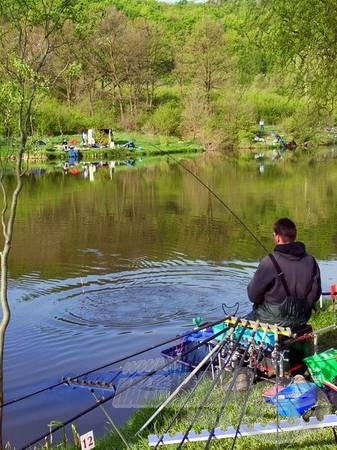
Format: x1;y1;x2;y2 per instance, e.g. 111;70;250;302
1;0;337;154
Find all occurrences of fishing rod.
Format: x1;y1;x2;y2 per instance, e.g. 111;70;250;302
153;336;231;449
177;318;248;449
20;324;230;450
136;323;231;436
148;144;270;254
2;317;226;409
136;338;226;437
204;321;260;449
230;326;269;450
273;326;281;450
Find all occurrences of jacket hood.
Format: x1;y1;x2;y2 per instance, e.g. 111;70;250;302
274;241;307;258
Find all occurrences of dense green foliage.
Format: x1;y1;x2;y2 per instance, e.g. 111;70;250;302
1;0;337;151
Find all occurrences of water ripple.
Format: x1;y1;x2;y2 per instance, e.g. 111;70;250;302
15;258;252;333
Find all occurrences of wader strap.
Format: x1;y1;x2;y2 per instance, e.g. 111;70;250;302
268;253;318;299
268;253;291;297
304;258;319;298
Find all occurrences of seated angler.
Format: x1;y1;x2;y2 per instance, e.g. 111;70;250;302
247;218;321;332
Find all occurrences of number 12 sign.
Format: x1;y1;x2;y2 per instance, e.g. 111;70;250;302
80;430;95;450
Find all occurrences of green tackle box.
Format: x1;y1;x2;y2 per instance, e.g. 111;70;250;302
304;348;337;387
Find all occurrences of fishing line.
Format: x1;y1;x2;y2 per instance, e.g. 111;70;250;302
20;323;230;450
274;327;281;450
204;321;260;449
1;317;226;409
177;318;248;448
148;144;269;254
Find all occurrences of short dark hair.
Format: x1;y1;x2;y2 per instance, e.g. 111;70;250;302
273;218;297;242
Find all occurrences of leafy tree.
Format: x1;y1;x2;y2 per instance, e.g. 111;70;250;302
176;16;230;108
88;7;173;126
251;0;337;110
47;21;85;107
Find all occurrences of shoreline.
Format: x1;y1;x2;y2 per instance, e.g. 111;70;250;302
1;128;337;165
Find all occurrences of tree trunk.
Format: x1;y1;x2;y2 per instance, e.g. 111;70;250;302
0;250;11;449
0;136;24;447
89;85;95;117
115;83;124;121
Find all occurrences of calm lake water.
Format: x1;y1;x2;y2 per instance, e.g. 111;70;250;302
3;154;337;446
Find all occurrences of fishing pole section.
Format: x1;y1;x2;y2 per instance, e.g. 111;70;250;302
148;144;270;254
0;317;227;409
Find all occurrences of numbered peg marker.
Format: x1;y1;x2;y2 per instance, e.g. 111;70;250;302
80;430;95;450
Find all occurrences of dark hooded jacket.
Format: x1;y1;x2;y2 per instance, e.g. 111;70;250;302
247;241;321;329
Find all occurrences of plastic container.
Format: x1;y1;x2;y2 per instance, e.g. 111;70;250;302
304;348;337;387
269;381;317;416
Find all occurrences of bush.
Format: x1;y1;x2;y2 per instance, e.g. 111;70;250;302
280;107;328;148
87;102;116;130
33;98;119;137
34;99;90;135
150;101;182;136
246;89;297;124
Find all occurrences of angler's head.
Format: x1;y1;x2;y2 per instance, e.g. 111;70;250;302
273;217;296;244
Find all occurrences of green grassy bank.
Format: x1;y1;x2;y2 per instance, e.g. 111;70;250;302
3;125;337;165
23;132;202;162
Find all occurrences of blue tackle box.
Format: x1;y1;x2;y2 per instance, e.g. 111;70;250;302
269;381;317;416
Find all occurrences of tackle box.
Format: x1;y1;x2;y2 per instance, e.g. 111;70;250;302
269;381;317;417
304;348;337;387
